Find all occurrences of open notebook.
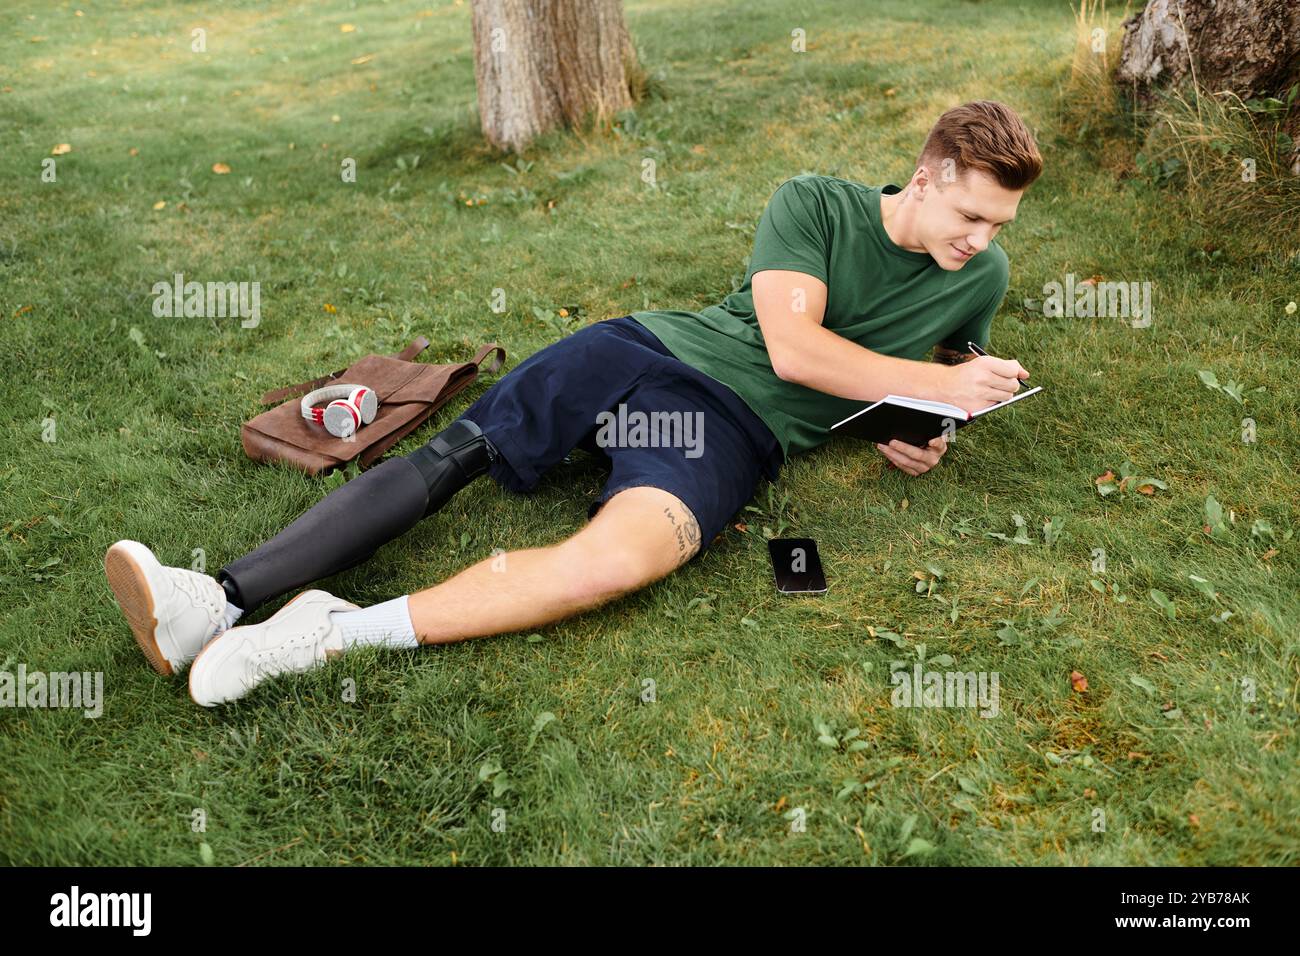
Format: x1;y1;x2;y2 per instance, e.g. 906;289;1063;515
830;386;1043;448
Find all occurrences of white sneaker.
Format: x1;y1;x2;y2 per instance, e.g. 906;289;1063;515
104;540;228;677
188;589;359;707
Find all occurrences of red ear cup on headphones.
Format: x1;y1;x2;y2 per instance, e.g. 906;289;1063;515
301;382;380;439
322;398;361;438
348;386;378;424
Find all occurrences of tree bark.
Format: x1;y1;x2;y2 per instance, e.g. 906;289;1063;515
1117;0;1300;100
470;0;641;153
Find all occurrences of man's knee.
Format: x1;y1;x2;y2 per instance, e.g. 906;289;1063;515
556;488;701;603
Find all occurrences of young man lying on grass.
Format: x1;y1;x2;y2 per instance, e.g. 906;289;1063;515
105;99;1040;707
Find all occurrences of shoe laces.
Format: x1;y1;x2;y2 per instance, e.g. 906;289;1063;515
248;621;331;679
170;569;224;629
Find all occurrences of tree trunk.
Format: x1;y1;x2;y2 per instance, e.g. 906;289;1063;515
470;0;641;153
1117;0;1300;100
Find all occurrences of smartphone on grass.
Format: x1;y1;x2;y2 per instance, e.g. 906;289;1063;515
768;537;827;595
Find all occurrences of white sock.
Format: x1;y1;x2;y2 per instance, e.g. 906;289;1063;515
330;595;419;650
222;602;243;631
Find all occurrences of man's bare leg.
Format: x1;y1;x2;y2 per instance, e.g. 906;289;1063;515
409;486;701;645
187;486;703;705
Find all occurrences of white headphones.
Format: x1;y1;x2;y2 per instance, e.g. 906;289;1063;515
300;383;379;438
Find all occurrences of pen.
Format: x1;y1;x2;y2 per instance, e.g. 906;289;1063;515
967;341;1028;382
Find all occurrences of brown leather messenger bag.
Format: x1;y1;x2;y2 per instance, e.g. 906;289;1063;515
240;337;506;476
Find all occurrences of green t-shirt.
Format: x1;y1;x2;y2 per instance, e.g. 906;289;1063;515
631;173;1010;460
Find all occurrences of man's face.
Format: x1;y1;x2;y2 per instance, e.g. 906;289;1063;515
911;165;1023;270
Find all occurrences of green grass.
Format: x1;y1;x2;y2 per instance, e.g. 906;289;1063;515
1;0;1297;866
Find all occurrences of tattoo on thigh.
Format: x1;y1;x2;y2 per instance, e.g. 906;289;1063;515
662;501;701;566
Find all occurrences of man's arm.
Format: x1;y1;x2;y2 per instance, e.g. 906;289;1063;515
752;270;952;402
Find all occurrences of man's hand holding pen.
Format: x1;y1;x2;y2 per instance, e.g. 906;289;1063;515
941;340;1029;416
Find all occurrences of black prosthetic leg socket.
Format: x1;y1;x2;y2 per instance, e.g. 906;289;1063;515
405;417;497;518
218;456;432;613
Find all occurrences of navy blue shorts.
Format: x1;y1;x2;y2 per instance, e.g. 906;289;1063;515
454;316;783;559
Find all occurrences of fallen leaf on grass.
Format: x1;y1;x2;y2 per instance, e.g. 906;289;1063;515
1070;670;1088;693
51;143;71;155
1130;674;1156;695
1149;588;1177;620
212;162;231;174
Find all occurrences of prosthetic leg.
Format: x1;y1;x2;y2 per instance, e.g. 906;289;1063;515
217;418;497;614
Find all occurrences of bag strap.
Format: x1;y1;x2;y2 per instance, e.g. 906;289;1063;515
258;337;431;405
470;342;506;375
394;336;431;362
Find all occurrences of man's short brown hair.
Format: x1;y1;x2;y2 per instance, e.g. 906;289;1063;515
918;100;1043;191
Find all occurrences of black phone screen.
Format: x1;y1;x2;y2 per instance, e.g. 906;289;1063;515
768;537;828;594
